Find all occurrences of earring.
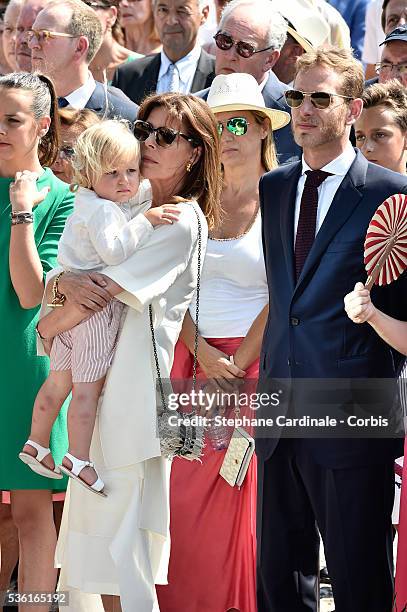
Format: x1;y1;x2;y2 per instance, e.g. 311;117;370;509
186;161;192;172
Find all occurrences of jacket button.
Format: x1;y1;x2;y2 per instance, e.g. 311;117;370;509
291;317;300;326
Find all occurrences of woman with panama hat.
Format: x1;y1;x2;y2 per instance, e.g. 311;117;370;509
157;73;290;612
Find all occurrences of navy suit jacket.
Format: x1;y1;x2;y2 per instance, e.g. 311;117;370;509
86;81;138;122
258;151;407;467
111;49;215;106
196;71;301;165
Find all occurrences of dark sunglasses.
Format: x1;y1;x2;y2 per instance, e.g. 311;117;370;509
285;89;353;110
214;30;273;59
217;117;249;136
133;120;200;148
58;145;75;160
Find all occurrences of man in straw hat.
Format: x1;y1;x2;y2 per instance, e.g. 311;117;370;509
270;0;330;86
196;0;301;163
257;46;407;612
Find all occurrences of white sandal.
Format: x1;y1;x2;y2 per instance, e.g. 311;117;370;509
19;439;62;479
59;453;107;497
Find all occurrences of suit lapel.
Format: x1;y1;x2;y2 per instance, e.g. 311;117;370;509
86;82;104;113
191;50;214;92
262;71;289;111
280;162;302;291
294;151;368;294
139;55;161;101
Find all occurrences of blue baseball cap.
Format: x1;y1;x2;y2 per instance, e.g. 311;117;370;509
380;24;407;46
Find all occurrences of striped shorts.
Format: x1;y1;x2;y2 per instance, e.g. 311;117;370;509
49;299;124;383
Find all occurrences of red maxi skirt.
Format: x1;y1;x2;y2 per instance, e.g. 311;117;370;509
395;438;407;611
156;337;258;612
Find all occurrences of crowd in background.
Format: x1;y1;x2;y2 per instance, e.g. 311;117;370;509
0;1;406;612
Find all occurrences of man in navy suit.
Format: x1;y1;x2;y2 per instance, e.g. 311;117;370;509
112;0;215;105
257;46;407;612
195;0;301;164
29;0;138;122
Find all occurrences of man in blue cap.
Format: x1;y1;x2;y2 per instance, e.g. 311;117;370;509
375;24;407;87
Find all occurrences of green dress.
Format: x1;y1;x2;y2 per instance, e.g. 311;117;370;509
0;168;74;491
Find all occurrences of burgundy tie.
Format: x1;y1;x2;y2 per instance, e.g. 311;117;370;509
294;169;332;280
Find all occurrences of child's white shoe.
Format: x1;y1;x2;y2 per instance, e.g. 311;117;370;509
59;452;107;497
19;439;63;479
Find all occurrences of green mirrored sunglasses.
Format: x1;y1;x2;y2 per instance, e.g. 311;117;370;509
217;117;249;137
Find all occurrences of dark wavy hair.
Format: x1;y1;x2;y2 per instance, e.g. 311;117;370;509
137;93;222;231
0;72;60;166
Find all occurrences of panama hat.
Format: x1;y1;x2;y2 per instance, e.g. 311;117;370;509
207;73;290;131
270;0;330;53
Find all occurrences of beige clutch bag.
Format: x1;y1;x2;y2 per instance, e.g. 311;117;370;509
219;426;255;488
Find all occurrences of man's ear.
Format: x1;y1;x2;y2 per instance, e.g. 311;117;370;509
264;49;280;71
200;4;210;25
74;35;90;61
106;6;118;29
346;98;363;125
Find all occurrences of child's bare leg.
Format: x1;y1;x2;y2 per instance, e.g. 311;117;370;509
62;378;105;486
22;371;72;470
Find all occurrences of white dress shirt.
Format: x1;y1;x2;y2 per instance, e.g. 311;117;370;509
294;142;356;245
156;43;201;94
57;184;154;271
65;72;97;109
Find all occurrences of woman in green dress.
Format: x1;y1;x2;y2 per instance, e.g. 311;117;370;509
0;72;74;610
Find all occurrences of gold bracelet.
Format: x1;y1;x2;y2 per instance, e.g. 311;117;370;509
47;271;66;308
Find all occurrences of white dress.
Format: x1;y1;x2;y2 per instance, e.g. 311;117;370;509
50;189;207;612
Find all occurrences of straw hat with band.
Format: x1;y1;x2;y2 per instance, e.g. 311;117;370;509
207;73;290;131
270;0;330;53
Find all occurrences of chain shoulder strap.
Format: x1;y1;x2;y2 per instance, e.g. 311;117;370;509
149;204;202;411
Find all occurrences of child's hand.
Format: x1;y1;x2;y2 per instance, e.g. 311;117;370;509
344;282;377;324
9;171;50;213
144;204;181;227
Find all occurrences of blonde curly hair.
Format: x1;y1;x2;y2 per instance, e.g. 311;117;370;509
71;119;140;189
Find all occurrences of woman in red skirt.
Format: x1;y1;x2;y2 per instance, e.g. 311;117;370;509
157;73;291;612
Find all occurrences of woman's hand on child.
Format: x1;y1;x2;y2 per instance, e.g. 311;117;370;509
344;282;377;324
57;271;112;312
144;205;181;227
9;170;50;212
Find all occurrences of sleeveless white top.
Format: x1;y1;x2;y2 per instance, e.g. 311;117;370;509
189;212;268;338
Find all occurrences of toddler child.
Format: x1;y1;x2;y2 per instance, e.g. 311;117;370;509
19;120;180;496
